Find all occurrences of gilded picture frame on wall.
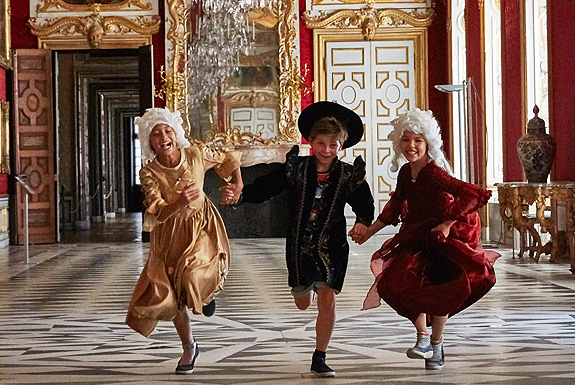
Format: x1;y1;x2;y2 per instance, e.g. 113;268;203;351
0;100;9;174
0;0;12;69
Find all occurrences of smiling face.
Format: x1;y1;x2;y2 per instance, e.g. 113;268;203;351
309;133;342;171
400;130;429;165
149;123;178;158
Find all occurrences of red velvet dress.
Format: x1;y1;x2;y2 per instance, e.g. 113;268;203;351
363;161;500;322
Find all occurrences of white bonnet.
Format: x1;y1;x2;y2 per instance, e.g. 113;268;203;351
136;107;191;165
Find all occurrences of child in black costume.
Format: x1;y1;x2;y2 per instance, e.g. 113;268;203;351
223;101;374;377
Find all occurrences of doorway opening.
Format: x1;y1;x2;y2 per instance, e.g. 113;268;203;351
54;49;145;241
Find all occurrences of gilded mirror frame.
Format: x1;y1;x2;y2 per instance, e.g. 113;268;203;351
0;100;9;174
0;0;11;69
164;0;301;145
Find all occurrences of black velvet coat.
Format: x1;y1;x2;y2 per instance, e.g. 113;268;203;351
241;145;374;292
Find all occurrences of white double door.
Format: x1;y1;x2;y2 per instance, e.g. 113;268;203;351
322;38;421;230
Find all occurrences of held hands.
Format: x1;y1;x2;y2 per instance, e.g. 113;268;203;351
219;182;243;205
348;223;367;244
349;220;385;245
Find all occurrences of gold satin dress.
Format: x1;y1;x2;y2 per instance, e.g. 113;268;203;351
126;146;241;337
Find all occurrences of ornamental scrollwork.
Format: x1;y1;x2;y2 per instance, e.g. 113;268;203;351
304;6;435;41
29;5;161;49
36;0;153;13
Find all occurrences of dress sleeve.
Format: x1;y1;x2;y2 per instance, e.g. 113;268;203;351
429;165;492;221
376;165;408;226
240;145;298;204
140;167;168;232
346;156;374;226
200;145;242;180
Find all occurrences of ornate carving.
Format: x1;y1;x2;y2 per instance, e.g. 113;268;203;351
0;100;9;174
29;6;161;49
276;0;301;143
36;0;153;13
223;90;279;108
304;7;435;37
497;182;575;267
203;130;288;146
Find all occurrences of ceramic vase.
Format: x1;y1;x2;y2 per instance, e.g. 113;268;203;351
516;105;556;183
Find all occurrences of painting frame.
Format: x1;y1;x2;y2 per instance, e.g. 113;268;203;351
0;0;11;69
0;100;9;174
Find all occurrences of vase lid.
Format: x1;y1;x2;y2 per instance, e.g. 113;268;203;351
527;105;546;134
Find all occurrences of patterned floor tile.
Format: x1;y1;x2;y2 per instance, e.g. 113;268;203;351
0;215;574;384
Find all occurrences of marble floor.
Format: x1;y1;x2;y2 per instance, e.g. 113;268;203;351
1;214;575;384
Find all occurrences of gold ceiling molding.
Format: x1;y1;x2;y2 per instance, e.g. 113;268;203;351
36;0;153;13
29;11;160;49
304;6;434;40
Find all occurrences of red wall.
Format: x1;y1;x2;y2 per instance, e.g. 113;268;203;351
10;0;36;49
0;68;5;99
500;0;525;182
547;1;575;181
465;0;487;187
427;0;450;157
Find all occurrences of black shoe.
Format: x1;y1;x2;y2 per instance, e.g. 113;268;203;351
310;351;335;377
175;341;199;375
202;299;216;317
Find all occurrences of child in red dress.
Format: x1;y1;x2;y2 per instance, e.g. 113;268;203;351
355;109;500;370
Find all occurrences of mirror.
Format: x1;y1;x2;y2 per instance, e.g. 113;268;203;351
165;0;300;146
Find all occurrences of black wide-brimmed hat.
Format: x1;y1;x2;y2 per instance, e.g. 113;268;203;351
298;101;364;149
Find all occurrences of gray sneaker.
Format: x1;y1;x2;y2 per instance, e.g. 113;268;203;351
425;342;445;370
406;336;433;359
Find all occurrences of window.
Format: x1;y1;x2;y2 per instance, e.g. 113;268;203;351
525;0;548;122
132;118;142;185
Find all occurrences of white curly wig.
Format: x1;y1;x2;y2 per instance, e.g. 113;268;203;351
136;108;191;165
388;108;454;175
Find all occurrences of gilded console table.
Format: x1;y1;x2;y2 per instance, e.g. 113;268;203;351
496;182;575;273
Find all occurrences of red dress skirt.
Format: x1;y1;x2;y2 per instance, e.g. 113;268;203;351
363;162;500;322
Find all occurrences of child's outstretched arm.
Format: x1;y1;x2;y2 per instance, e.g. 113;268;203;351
348;222;367;243
355;219;385;245
219;167;243;205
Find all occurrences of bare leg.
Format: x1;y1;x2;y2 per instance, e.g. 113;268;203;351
412;313;428;335
430;315;448;343
315;287;336;352
406;312;433;359
173;306;195;364
294;291;313;311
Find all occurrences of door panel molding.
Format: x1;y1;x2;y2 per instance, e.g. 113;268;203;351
314;28;428;231
13;49;56;244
